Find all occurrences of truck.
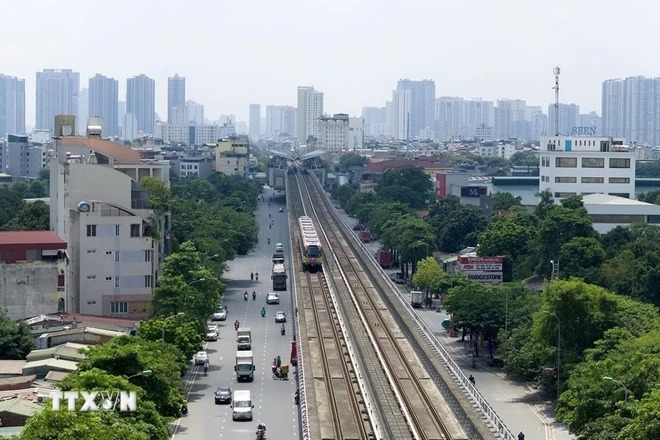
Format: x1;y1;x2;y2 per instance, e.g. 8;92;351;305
411;290;423;308
377;249;394;268
272;250;284;261
359;230;372;243
236;328;252;350
271;263;287;291
231;390;253;421
272;255;285;265
234;351;255;382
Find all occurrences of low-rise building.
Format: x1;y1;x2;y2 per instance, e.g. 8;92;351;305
215;137;249;176
0;396;43;429
0;231;67;320
179;156;213;178
582;193;660;233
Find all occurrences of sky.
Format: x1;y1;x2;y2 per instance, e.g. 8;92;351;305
3;0;660;127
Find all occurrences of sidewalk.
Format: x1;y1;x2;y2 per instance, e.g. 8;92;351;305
334;208;574;440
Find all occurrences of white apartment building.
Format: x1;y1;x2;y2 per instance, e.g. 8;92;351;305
478;142;516;159
154;122;226;146
296;86;323;143
539;135;635;200
317;114;364;152
3;134;50;177
50;136;170;318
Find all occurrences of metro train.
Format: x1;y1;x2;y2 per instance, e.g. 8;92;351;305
298;216;323;271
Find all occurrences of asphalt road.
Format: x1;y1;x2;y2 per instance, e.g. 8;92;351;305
172;186;300;440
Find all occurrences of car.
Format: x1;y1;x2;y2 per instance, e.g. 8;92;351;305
389;272;407;284
275;311;286;323
266;293;280;304
194;351;208;365
205;325;219;341
278;207;284;213
214;386;232;404
211;307;227;321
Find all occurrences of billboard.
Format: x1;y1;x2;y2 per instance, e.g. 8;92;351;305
458;256;503;264
465;271;503;283
436;173;447;198
460;186;487;197
459;263;503;271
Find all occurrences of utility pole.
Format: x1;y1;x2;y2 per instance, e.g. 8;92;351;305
553;67;561;136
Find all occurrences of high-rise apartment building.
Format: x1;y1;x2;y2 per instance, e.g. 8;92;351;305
602;76;660;146
266;105;296;138
547;103;580;136
36;69;80;133
361;107;386;138
126;74;156;135
167;74;185;124
249;104;261;138
0;74;25;137
77;88;88;135
186;100;204;125
392;79;435;140
88;74;119;137
296;86;323;143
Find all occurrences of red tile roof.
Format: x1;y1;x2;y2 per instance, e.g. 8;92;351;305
0;231;66;246
59;137;141;164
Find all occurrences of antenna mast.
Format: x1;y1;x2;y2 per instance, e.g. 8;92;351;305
553;66;560;136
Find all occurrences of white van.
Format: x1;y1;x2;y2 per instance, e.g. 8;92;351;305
231;390;253;421
275;243;284;253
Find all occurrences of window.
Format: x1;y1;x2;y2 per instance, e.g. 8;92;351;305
555;157;577;168
609;177;630;184
581;177;604;183
106;250;112;255
145;275;153;288
555;177;577;183
115;225;120;236
144;250;152;262
609;192;630;198
110;301;128;314
554;192;577;198
86;275;96;280
581;158;604;168
86;225;97;237
86;249;96;254
114;277;120;288
590;214;642;223
609;158;631;168
105;276;112;281
115;251;120;263
130;224;140;237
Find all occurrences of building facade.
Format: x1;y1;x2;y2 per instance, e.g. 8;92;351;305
538;135;635;200
88;74;119;137
167;74;185;124
249;104;261;138
179;156;213;178
3;134;49;177
296;86;323;143
185;100;204;125
0;74;25;137
36;69;80;133
215;137;249;176
126;74;156;135
547;103;580;137
50;135;169;318
393;79;435;140
265;105;296;138
154;122;228;146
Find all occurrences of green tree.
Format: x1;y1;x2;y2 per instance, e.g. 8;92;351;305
558;237;605;284
411;256;445;300
338;151;368;168
331;183;355;208
137;317;203;360
381;215;435;275
367;202;411;236
141;176;173;212
444;282;503;336
345;192;376;218
492;192;522;211
428;195;488;252
478;208;539;263
534;189;554;219
0;311;34;359
510;151;539;167
2;201;50;231
637;188;660;205
78;336;186;417
375;166;433;209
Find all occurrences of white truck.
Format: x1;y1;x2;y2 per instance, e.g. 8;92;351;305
236;328;252;350
231;390;254;421
234;351;255;382
411;290;423;308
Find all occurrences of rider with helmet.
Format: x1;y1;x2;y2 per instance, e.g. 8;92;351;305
252;291;257;300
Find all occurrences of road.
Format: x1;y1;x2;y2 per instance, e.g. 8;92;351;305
172;186;300;440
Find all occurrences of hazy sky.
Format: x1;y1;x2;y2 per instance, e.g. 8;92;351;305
4;0;659;126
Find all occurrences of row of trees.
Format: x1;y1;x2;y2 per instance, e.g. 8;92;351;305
0;168;50;231
330;153;660;438
20;172;260;439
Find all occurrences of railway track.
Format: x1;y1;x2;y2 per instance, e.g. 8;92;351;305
293;172;470;440
289;176;375;440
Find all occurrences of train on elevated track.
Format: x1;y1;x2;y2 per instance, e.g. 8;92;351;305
298;216;323;271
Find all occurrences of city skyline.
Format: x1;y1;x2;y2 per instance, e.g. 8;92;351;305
4;0;660;126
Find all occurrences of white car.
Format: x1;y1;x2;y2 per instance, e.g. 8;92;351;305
194;351;209;365
206;325;219;341
266;293;280;304
212;307;227;321
275;311;287;323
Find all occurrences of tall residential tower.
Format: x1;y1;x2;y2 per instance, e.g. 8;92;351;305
88;74;119;137
0;74;25;136
36;69;80;133
167;74;185;124
296;86;323;144
126;74;156;135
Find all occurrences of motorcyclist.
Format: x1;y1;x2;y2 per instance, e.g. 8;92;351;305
256;423;266;439
234;320;240;331
244;291;248;301
267;238;270;244
252;291;257;300
276;355;281;368
281;324;285;335
294;389;300;404
255;272;259;280
261;306;266;317
250;272;254;281
204;361;209;375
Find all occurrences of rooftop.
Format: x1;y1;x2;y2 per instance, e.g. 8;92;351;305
0;361;27;376
59;136;141;164
362;159;452;173
582;193;653;206
0;395;44;417
22;358;78;372
0;231;66;247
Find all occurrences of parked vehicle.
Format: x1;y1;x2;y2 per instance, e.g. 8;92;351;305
389;272;407;284
359;230;372;243
411;290;423;308
211;305;227;321
377;249;394;268
205;325;219;341
194;351;208;365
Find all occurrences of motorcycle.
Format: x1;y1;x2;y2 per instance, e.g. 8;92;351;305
255;426;266;440
260;307;266;318
181;403;188;415
255;273;259;281
244;292;248;301
253;291;257;301
294;389;300;405
234;321;240;331
281;325;285;336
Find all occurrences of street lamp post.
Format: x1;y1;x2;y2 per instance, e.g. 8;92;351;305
603;376;629;402
203;254;219;264
162;312;185;344
127;370;153;380
543;311;561;405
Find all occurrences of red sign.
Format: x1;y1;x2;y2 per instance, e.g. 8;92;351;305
458;256;503;264
436;173;447;198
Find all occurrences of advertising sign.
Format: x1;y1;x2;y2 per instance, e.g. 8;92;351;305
464;272;503;283
460;186;487;197
458;256;503;265
436;173;447;198
459;263;503;271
